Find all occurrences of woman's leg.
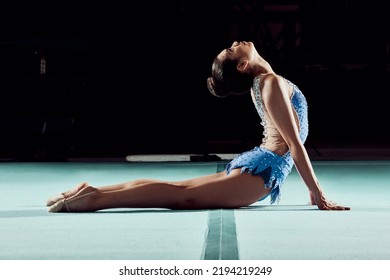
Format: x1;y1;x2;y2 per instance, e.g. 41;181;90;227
46;172;226;206
49;169;270;212
95;171;229;192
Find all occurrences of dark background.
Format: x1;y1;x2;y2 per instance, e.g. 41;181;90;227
0;0;389;161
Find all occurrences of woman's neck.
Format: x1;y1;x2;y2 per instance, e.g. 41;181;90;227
252;62;274;76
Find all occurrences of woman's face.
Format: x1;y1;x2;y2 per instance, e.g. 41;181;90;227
217;41;255;61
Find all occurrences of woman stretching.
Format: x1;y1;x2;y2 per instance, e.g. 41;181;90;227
46;41;350;212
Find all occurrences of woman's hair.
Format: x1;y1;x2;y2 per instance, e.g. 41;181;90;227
207;55;253;98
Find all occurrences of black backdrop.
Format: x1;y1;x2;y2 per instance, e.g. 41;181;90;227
0;1;389;160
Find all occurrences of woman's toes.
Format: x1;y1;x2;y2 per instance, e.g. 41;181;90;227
46;182;89;206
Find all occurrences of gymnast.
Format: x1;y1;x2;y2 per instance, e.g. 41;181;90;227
46;41;350;212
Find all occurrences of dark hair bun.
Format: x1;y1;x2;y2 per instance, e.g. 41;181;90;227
207;77;228;98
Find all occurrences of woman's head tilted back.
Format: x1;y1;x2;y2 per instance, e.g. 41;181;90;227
207;41;255;98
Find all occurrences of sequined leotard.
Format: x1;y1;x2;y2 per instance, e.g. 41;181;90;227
225;75;309;204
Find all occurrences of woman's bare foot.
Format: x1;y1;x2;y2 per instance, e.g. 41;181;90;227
46;182;89;206
47;186;97;213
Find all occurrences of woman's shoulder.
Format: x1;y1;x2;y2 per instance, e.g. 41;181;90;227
255;73;282;83
254;73;282;90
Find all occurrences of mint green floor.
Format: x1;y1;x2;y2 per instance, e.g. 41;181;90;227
0;161;389;260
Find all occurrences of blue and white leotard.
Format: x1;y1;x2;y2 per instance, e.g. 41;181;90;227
225;75;309;204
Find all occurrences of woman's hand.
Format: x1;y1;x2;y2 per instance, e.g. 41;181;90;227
310;191;350;210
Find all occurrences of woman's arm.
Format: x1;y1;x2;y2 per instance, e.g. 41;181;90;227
260;74;350;210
